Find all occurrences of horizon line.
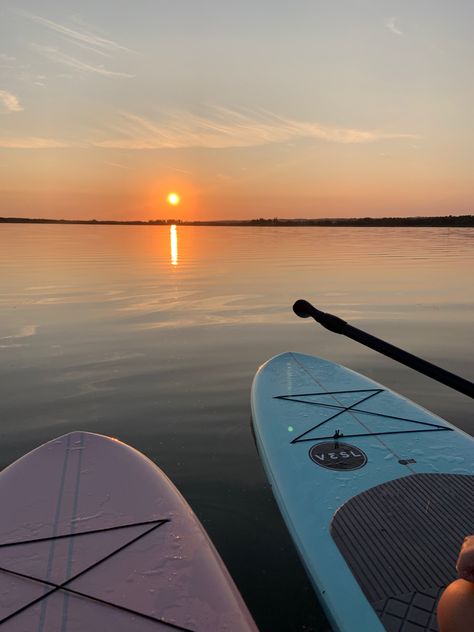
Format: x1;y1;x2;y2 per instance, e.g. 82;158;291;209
0;214;473;227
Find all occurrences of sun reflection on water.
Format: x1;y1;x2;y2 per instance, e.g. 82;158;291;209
170;224;178;266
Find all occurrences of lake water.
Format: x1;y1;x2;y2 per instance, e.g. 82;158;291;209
0;224;473;631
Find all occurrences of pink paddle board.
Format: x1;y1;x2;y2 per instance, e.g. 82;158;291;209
0;432;258;631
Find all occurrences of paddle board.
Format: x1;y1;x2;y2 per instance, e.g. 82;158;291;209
0;432;258;632
251;352;474;632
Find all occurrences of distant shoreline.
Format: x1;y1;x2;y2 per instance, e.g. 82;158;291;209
1;215;473;227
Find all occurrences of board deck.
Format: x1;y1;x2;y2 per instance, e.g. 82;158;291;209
251;352;474;632
0;432;258;632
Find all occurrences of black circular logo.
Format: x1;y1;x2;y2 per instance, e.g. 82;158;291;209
309;442;367;471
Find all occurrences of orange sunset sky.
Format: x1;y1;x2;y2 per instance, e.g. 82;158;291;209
1;2;473;220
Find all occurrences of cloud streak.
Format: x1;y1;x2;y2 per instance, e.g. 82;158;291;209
0;137;68;148
32;45;134;78
93;107;419;150
385;17;403;36
1;107;418;151
20;11;134;54
18;10;134;79
0;54;17;68
0;90;23;112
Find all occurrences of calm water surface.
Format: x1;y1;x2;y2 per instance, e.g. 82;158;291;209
0;225;473;631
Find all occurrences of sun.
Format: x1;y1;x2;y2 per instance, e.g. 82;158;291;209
167;192;180;206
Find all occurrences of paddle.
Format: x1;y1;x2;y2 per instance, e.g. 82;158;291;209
293;299;474;399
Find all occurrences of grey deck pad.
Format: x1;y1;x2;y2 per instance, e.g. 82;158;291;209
331;473;474;632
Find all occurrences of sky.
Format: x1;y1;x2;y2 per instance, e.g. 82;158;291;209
1;1;473;220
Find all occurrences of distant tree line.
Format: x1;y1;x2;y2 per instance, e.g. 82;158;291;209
0;217;180;226
244;215;474;227
1;215;473;227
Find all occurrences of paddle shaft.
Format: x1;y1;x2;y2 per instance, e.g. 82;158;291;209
293;299;474;399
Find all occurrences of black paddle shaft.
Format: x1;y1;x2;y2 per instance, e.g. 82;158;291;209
293;299;474;399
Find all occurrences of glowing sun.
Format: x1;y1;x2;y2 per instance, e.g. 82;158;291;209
167;192;180;206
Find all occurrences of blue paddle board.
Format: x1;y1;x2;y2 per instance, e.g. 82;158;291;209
251;352;474;632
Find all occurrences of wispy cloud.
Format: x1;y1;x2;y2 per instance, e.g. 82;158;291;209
0;53;17;68
106;161;131;169
1;107;418;151
385;17;403;36
93;107;419;150
0;137;68;148
32;44;134;78
17;10;134;79
19;11;134;55
0;90;23;112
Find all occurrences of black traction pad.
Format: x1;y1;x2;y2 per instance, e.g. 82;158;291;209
330;473;474;631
